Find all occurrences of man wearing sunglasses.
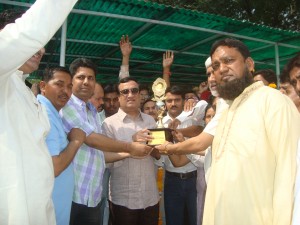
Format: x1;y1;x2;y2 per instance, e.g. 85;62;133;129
60;59;153;225
102;77;159;225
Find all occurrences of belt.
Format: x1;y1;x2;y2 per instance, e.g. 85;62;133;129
166;170;197;180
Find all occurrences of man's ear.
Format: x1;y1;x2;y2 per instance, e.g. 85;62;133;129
39;81;46;93
246;57;255;72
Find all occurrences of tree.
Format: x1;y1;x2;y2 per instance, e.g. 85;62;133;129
147;0;300;31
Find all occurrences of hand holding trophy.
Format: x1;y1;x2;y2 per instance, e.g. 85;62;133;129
147;78;173;146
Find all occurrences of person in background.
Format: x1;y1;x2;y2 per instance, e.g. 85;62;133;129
253;69;277;88
282;52;300;225
279;71;300;113
142;98;159;121
89;82;104;113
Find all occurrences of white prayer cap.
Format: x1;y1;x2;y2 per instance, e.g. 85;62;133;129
205;57;212;69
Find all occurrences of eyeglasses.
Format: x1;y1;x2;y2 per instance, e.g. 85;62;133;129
119;88;139;96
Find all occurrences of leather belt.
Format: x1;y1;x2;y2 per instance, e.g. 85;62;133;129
166;170;197;179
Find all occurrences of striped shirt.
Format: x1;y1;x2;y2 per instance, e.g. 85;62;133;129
60;94;105;207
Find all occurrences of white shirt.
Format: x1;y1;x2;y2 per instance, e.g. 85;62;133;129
155;113;199;173
177;100;208;126
0;1;77;224
203;82;300;225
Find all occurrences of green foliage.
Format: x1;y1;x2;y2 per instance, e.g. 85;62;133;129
147;0;300;31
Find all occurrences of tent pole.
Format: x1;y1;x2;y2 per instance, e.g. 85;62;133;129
60;20;67;67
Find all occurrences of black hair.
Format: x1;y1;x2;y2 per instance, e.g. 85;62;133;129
184;89;200;100
42;66;71;82
141;98;156;112
210;38;250;60
0;9;25;30
69;58;97;78
253;69;277;84
103;84;118;95
281;53;300;83
117;77;140;94
165;85;185;99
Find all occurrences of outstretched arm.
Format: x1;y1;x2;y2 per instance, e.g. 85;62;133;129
162;50;174;88
119;35;132;79
0;0;77;78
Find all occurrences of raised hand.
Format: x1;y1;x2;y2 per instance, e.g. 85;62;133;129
119;35;132;57
163;50;174;69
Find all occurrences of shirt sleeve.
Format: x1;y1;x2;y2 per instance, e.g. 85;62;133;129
204;98;228;136
177;100;208;125
0;0;77;80
60;104;94;136
186;154;205;167
45;121;61;156
119;65;130;80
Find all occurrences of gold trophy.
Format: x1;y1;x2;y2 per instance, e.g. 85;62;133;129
147;78;173;146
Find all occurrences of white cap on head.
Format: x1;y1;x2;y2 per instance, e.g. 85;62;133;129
205;57;212;69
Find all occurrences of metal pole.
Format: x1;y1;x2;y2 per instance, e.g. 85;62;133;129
60;20;67;66
274;43;280;86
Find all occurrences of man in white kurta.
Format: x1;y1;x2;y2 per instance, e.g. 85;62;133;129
203;38;300;225
0;1;77;224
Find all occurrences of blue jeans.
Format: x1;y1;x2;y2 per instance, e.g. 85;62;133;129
164;171;197;225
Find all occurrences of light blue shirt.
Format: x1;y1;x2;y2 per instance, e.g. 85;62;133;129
37;94;74;225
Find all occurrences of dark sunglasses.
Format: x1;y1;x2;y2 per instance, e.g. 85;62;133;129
119;88;139;96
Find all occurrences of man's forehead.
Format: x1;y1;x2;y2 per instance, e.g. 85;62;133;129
290;67;300;78
212;46;240;58
119;81;138;88
75;67;95;76
165;93;182;99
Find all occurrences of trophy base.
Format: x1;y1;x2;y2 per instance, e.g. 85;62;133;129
147;128;173;146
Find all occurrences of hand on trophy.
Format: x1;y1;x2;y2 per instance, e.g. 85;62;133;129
132;129;153;143
168;118;181;130
155;141;173;155
128;142;153;158
172;130;185;142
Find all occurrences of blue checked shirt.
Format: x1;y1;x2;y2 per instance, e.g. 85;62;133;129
60;94;105;207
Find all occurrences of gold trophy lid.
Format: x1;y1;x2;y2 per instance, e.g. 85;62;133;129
152;78;167;102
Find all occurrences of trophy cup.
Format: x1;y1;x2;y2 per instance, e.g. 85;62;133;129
147;78;173;146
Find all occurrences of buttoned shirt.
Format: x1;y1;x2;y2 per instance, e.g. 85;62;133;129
102;108;159;209
155;113;199;173
203;82;300;225
60;94;105;207
0;1;77;224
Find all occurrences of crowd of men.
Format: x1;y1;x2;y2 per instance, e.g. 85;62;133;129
1;1;300;225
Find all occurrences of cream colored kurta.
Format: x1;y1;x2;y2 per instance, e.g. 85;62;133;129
0;1;77;224
203;82;300;225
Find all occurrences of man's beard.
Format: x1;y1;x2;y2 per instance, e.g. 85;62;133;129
217;69;253;100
